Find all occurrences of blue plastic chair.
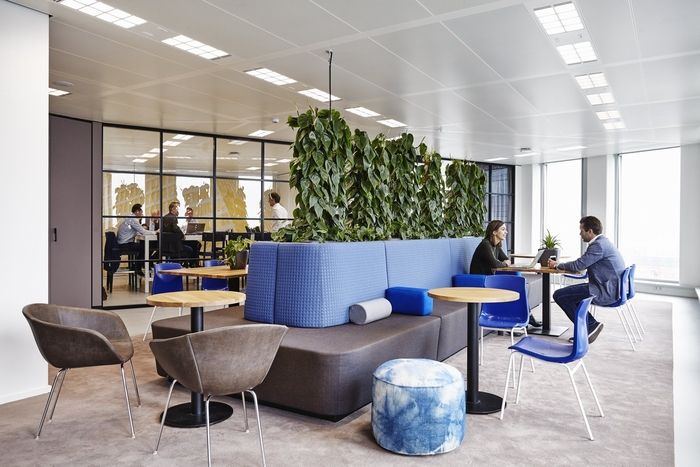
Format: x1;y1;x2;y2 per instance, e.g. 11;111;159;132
625;264;645;338
590;267;638;350
202;259;228;291
480;275;535;376
143;263;184;340
499;296;604;440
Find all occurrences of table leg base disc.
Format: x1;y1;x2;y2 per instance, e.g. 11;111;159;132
466;391;505;415
528;325;569;337
162;402;233;428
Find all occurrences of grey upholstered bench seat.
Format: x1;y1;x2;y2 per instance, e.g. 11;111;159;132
151;304;468;420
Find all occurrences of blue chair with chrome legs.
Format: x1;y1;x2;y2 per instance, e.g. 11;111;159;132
590;267;639;350
202;259;229;291
624;264;645;339
499;296;604;440
143;262;184;341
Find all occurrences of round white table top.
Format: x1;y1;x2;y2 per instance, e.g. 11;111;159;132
146;290;246;308
428;287;519;304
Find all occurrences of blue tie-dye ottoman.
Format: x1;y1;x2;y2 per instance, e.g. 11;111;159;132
371;358;465;455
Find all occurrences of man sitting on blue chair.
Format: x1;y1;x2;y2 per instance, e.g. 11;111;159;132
548;216;626;344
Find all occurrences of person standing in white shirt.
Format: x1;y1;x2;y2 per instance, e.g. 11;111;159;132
268;192;290;232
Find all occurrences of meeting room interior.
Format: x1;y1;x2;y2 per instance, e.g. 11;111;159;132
1;0;699;465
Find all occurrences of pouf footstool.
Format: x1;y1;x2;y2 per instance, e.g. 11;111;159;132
371;358;465;455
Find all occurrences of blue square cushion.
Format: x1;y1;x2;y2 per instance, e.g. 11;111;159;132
385;287;433;316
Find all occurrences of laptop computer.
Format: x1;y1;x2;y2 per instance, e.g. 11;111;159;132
510;248;546;269
185;222;205;234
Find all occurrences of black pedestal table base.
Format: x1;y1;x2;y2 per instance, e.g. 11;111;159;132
162;401;233;428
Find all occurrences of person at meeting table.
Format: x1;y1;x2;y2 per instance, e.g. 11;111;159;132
548;215;626;344
182;205;202;259
116;203;157;276
184;206;198;224
470;219;543;328
147;208;160;231
162;201;195;264
268;192;290;232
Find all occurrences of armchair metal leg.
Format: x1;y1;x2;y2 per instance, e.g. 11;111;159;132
48;368;69;423
565;364;594;441
205;396;212;467
129;359;141;407
247;390;267;467
154;379;177;454
615;306;637;350
629;301;645;335
581;361;604;418
514;354;525;404
35;368;67;439
119;364;136;439
242;392;250;433
500;352;515;420
143;307;158;341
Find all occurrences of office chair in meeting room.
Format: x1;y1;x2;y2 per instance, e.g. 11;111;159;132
22;303;140;439
624;264;645;339
589;267;639;350
499;296;604;441
202;259;228;291
144;262;184;341
150;324;288;467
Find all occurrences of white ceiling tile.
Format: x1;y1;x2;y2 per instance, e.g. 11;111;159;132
373;23;500;87
419;0;507;16
444;4;567;79
50;49;148;87
632;0;700;57
314;0;431;31
577;0;639;63
510;74;589;114
641;54;700;102
603;62;647;106
453;82;538;118
646;97;700;129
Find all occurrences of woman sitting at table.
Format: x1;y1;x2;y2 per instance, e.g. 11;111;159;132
470;219;542;327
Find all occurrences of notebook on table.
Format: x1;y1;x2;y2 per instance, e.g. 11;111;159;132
185;222;205;234
510;248;546;269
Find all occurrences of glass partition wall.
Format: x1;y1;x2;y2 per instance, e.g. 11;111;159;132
102;126;293;307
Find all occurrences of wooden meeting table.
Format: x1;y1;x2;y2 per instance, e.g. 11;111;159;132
497;265;579;337
160;265;248;291
146;290;246;428
428;287;519;415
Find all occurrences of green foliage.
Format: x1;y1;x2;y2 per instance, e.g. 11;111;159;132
387;133;421;239
282;107;352;242
416;146;446;238
223;236;253;266
541;229;561;249
444;160;487;237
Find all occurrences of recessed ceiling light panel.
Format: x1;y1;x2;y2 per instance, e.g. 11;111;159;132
556;41;597;65
575;72;608;89
162;35;229;60
557;145;587;151
377;119;406;128
345;107;380;117
248;130;274;137
603;121;625;130
245;68;296;85
48;87;70;97
227;140;247;145
595;110;621;120
586;92;615;105
163;140;182;146
172;134;194;140
298;88;341;102
534;2;584;35
57;0;146;29
485;157;508;162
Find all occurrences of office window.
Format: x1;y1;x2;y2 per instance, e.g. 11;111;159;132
543;160;582;257
619;148;680;282
478;163;515;252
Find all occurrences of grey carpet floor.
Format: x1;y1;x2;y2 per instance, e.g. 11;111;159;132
0;300;673;466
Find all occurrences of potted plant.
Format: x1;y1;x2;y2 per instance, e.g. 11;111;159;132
540;229;561;266
223;236;253;269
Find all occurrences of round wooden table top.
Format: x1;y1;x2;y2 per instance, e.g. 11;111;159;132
159;265;248;279
146;290;246;308
428;287;519;304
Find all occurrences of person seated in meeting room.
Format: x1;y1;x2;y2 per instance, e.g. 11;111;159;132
470;219;543;328
162;201;195;264
147;208;160;231
548;215;626;344
182;206;202;260
184;206;198;224
116;203;157;276
268;192;290;232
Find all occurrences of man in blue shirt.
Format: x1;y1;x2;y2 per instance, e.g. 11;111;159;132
548;216;626;344
117;203;157;275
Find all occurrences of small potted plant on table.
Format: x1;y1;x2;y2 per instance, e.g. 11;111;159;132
223;237;253;270
540;230;561;266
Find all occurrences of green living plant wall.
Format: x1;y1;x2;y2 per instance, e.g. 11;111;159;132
276;108;487;242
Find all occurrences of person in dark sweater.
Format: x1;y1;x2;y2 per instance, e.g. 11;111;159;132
470;219;542;328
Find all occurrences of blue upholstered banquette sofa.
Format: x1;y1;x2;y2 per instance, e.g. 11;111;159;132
151;237;542;420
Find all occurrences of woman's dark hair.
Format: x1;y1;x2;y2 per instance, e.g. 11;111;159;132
269;192;281;203
131;203;142;214
579;216;603;235
484;219;505;245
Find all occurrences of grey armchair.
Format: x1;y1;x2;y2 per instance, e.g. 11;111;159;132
150;324;287;467
22;303;140;439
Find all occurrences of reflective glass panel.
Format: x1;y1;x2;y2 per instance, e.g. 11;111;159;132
162;133;213;176
215;138;262;178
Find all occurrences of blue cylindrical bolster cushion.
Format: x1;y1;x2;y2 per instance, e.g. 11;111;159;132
385;287;433;316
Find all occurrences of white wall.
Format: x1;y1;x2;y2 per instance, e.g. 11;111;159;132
0;1;49;404
514;164;540;253
583;155;616;240
679;144;700;287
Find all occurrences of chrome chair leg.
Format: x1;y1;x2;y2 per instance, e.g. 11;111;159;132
205;396;212;467
615;306;637;350
129;359;141;407
247;390;267;467
120;364;135;438
35;368;67;439
626;302;644;341
523;328;535;373
143;306;158;341
629;301;645;335
242;392;249;433
514;354;525;404
500;352;515;420
581;361;604;417
154;378;177;454
566;364;594;441
48;368;69;423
